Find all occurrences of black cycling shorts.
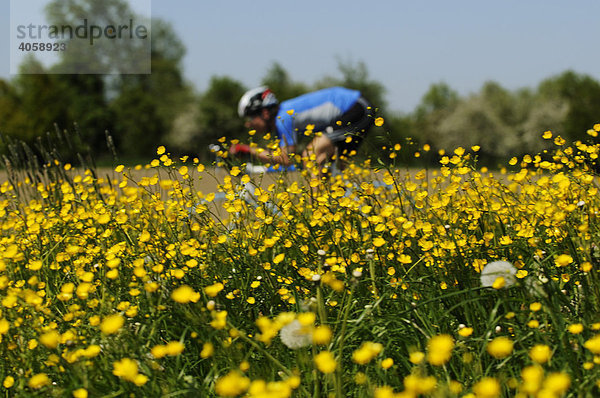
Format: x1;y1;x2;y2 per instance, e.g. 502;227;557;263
324;96;375;155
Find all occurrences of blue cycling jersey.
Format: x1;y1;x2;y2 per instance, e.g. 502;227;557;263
274;87;361;147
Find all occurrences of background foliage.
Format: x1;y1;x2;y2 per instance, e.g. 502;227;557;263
1;0;600;167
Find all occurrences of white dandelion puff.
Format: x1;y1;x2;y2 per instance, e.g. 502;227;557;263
279;320;312;350
480;261;517;288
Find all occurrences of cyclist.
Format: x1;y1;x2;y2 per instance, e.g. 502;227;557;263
231;86;375;173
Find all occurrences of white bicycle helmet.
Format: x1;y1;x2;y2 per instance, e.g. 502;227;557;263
238;86;278;118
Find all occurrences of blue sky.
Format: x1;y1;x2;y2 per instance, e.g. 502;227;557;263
2;1;600;112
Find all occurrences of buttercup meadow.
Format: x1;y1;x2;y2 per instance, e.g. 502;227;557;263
1;123;600;397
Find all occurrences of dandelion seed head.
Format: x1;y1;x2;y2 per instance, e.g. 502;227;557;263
480;261;517;288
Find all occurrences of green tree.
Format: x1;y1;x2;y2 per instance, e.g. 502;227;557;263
0;78;30;145
261;62;309;101
42;0;192;159
45;0;150;74
413;79;572;164
480;81;515;125
415;81;459;117
55;73;113;153
110;19;192;158
8;57;73;141
195;76;247;161
413;82;460;155
537;70;600;141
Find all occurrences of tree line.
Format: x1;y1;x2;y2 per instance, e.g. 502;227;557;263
1;0;599;167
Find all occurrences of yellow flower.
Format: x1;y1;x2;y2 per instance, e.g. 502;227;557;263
521;365;544;394
487;336;513;359
204;282;224;298
0;318;10;334
215;371;250;396
133;374;148;386
165;341;185;356
112;358;140;382
472;377;500;398
555;254;573;267
584;335;600;354
28;260;42;271
139;230;151;242
28;373;50;389
373;237;386;247
404;374;437;395
543;372;570;395
409;351;425;364
374;386;395;398
200;342;214;358
352;342;383;364
516;269;528;279
82;345;101;358
72;388;88;398
449;380;463;394
381;358;394;369
39;330;61;348
3;376;14;388
239;361;250;372
383;173;395;186
312;325;332;345
529;302;542;312
568;323;584;334
151;344;168;359
529;344;552;364
427;334;454;366
297;312;316;326
210;311;228;330
527;319;540;329
458;327;474;337
171;285;200;303
100;314;124;335
314;351;337;373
